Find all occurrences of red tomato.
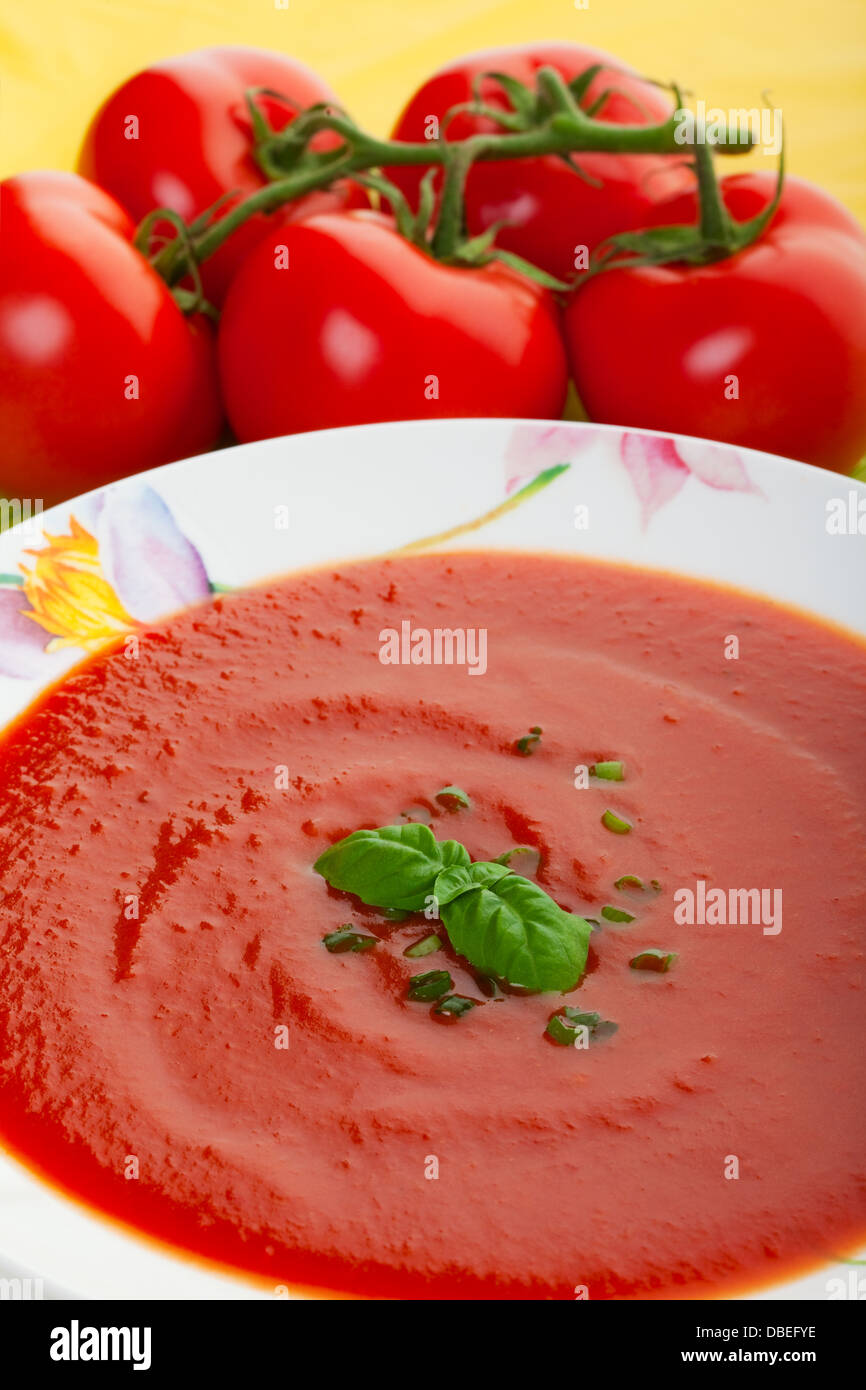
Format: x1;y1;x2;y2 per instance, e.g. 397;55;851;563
78;46;366;305
217;211;568;441
565;173;866;472
0;172;223;506
388;42;693;284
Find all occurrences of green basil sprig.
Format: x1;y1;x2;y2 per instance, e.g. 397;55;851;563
314;825;591;992
434;860;512;904
313;823;469;911
438;870;591;993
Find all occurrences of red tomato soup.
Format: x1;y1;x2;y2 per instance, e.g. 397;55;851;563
0;552;864;1300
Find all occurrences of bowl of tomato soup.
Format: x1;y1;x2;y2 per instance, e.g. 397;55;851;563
0;419;863;1300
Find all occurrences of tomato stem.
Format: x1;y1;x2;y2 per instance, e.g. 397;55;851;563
431;141;476;259
138;65;758;290
585;120;786;276
693;139;736;251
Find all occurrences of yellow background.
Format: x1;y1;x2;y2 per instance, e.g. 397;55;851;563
2;0;865;224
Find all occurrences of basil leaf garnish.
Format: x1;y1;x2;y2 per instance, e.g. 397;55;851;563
434;860;512;906
315;826;592;994
440;873;592;992
313;823;470;911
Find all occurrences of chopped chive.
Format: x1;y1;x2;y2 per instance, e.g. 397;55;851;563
563;1007;618;1041
323;927;378;953
434;785;471;810
493;845;535;866
650;879;662;892
614;874;644;891
382;907;410;922
591;1019;618;1041
433;994;477;1017
408;969;453;1001
601;904;636;923
630;949;678;973
515;726;542;756
404;933;442;959
546;1007;618;1046
562;1007;602;1027
546;1014;579;1046
601;809;632;834
590;760;625;781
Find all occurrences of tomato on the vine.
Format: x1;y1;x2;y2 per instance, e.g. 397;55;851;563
0;172;222;506
388;42;693;285
217;211;568;441
78;46;366;305
565;172;866;472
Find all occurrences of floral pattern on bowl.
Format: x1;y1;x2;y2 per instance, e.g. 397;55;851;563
0;483;212;679
0;424;780;679
504;423;762;525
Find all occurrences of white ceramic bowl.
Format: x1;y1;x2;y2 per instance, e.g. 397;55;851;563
0;418;863;1300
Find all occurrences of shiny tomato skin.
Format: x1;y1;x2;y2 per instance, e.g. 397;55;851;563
388;42;693;284
564;173;866;473
78;46;365;304
217;211;568;441
0;172;223;506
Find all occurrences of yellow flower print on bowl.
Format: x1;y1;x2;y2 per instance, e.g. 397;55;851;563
0;483;211;679
22;517;137;652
